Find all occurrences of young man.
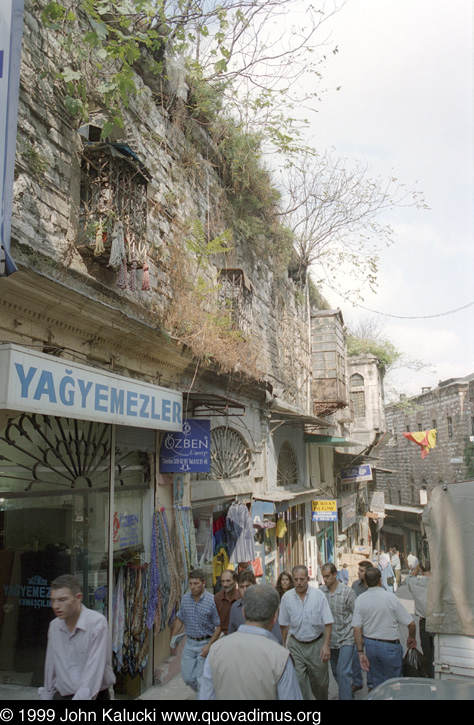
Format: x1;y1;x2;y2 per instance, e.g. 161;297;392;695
38;575;115;700
170;568;221;695
199;584;302;700
321;563;357;700
352;567;417;689
279;565;333;701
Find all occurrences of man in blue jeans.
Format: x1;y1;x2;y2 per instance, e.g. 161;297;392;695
170;568;221;695
352;567;417;689
321;563;357;700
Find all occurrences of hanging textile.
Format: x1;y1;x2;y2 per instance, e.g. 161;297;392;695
147;508;182;632
112;565;125;671
226;502;256;564
171;507;186;596
122;564;149;677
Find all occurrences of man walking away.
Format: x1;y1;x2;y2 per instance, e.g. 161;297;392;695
199;584;302;700
170;568;221;695
351;560;374;693
353;567;417;689
38;575;115;700
390;548;402;587
321;563;357;700
407;561;434;677
279;565;333;700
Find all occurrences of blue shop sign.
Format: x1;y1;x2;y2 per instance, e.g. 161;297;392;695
340;464;372;484
160;419;211;473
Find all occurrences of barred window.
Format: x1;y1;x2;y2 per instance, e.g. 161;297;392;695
218;268;254;336
351;390;366;418
78;142;150;268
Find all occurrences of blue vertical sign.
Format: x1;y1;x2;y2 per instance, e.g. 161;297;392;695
160;419;211;473
1;0;24;276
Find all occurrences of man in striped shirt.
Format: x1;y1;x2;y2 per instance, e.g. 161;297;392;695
170;568;220;695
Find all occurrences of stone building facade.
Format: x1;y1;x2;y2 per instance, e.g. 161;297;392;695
0;0;350;698
377;374;474;506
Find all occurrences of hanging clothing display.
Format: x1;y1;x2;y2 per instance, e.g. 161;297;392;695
147;506;198;632
226;502;256;564
112;562;149;678
112;565;126;672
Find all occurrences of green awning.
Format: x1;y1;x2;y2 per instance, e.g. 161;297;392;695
305;434;366;447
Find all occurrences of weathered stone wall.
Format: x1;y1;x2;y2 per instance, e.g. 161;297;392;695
10;0;310;410
376;376;474;504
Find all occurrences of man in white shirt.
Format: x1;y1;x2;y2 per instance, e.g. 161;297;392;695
407;551;419;570
38;575;115;700
279;565;333;700
353;567;416;689
390;548;402;586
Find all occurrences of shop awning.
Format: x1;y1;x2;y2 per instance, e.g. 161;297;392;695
384;503;423;515
184;392;246;417
253;488;324;513
268;399;334;432
305;434;367;447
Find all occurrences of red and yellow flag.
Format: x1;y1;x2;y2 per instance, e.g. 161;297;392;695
403;429;437;459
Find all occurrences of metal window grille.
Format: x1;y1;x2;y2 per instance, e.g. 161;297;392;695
79;143;148;263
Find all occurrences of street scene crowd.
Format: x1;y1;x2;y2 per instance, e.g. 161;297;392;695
39;548;432;701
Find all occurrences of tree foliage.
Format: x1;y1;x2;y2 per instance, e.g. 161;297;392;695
278;149;427;298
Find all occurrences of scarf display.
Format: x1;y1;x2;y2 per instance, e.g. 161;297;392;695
147;506;198;631
112;562;149;678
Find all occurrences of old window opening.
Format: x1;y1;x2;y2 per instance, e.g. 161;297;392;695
78;142;150;271
350;373;364;387
218;268;254;337
351;390;366;419
277;441;298;488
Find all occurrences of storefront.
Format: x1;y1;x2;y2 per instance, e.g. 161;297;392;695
0;344;183;698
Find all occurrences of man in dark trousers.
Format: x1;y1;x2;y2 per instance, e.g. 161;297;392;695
38;575;115;700
353;567;417;689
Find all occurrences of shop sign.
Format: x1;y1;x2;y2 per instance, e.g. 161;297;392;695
113;511;141;551
160;419;211;473
311;499;338;522
0;344;183;431
3;574;51;609
341;493;357;531
340;464;372;484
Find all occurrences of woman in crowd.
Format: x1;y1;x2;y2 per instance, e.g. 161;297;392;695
276;571;294;599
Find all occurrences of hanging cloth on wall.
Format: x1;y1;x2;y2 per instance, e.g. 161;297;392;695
171;507;187;596
147;507;183;632
226;502;256;564
112;565;125;671
122;564;149;677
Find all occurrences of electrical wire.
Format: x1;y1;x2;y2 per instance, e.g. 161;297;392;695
322;284;474;320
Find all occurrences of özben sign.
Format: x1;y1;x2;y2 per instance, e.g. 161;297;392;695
0;344;183;431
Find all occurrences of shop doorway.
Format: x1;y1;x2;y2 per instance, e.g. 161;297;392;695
0;413;152;697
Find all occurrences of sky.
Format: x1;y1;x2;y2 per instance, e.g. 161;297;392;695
299;0;474;400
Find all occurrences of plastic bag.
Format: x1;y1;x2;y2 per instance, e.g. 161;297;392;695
402;648;431;678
